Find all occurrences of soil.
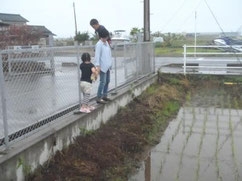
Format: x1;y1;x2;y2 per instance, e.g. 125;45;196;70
28;74;242;181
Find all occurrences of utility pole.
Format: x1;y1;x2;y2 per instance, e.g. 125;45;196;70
73;2;78;36
194;11;197;58
144;0;150;41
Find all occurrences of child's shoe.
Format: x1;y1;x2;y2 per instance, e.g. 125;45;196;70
80;107;91;113
88;105;96;111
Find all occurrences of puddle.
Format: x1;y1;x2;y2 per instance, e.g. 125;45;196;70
129;85;242;181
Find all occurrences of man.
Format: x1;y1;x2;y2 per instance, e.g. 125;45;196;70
94;29;112;104
90;19;111;45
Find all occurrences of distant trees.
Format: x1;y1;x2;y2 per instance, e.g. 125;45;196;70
130;27;141;36
74;31;89;44
130;27;143;42
152;31;163;37
0;25;42;49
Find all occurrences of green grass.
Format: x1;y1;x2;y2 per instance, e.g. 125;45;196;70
155;47;239;57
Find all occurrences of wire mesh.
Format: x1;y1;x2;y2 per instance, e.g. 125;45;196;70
0;42;155;146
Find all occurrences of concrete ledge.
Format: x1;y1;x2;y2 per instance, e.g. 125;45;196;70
0;73;157;181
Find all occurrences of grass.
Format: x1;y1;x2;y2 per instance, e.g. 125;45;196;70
195;109;208;181
215;115;222;181
155;47;224;57
175;105;196;181
228;100;240;181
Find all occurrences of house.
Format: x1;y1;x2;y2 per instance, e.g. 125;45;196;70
27;25;56;46
0;13;55;47
0;13;28;26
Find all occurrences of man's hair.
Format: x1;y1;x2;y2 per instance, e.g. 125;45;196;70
81;53;91;62
99;29;109;38
90;19;99;26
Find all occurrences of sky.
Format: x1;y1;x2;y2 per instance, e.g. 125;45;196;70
1;0;241;38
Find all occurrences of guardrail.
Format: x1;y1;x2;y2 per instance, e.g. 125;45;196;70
183;45;242;75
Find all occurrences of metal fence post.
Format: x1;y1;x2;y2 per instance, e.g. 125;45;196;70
0;53;9;150
7;49;12;76
114;43;118;94
135;43;139;78
75;43;82;109
50;49;55;75
124;43;127;78
184;44;187;75
152;43;156;74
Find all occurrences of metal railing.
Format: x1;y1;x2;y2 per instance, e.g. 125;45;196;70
0;42;155;150
183;45;242;75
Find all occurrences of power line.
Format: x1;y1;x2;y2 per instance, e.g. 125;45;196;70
160;0;188;32
175;0;203;32
203;0;225;37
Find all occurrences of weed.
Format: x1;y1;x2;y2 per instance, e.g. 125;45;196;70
229;112;240;181
195;110;208;181
79;127;95;137
215;115;222;181
17;157;32;176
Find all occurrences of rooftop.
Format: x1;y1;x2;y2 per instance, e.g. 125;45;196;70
28;25;56;36
0;13;28;23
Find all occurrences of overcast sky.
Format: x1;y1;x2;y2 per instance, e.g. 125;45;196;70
1;0;241;38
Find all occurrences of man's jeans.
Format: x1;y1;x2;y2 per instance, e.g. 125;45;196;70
97;70;110;98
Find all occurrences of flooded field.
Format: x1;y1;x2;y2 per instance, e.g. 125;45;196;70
130;79;242;181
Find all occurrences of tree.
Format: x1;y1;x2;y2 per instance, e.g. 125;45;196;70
74;32;89;44
130;27;142;42
163;33;172;47
152;31;163;37
0;25;42;49
130;27;141;36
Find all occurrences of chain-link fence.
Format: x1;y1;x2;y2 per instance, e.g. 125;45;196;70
0;42;155;149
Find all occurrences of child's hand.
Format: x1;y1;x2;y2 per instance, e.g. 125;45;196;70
91;74;96;81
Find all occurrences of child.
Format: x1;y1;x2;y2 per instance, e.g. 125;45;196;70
80;53;97;113
90;19;112;46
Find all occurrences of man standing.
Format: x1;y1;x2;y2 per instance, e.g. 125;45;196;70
95;29;112;104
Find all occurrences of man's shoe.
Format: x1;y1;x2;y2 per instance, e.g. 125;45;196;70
103;97;111;101
96;98;107;104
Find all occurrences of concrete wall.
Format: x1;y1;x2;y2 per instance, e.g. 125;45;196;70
0;74;157;181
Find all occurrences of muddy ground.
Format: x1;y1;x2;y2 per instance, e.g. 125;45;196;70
29;74;242;181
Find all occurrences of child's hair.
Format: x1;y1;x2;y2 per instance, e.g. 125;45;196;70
90;19;99;26
81;53;91;62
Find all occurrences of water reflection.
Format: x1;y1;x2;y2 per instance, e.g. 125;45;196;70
130;87;242;181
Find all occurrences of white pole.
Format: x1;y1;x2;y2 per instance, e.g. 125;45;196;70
75;42;81;109
73;2;78;36
184;44;187;75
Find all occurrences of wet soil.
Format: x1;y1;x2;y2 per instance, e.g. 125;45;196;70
29;74;242;181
